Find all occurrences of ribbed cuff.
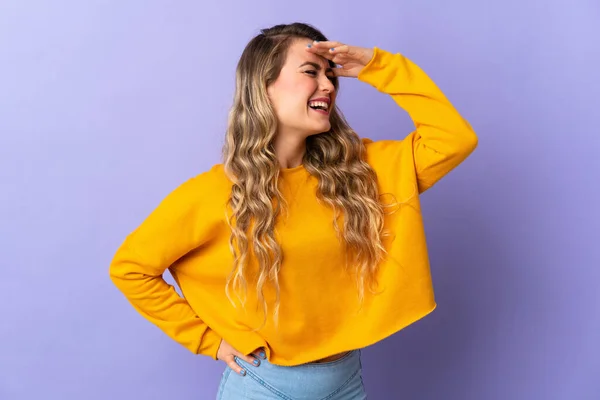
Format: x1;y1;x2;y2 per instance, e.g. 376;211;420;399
197;327;223;360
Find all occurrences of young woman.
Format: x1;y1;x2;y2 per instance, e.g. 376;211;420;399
109;22;478;399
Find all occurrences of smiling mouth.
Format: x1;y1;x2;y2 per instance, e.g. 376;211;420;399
308;100;330;115
309;107;329;115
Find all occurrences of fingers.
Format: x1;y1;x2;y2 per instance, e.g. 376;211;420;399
253;348;267;360
311;40;344;50
306;41;359;70
306;41;338;60
226;352;263;376
331;67;353;78
226;355;247;376
329;44;351;55
218;341;266;377
308;41;350;56
241;353;261;367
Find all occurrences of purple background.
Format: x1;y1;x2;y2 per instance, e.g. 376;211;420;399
2;1;599;399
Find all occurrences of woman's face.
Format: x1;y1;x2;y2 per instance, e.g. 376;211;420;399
267;39;337;141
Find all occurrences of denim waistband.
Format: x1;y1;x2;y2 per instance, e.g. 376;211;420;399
217;350;366;400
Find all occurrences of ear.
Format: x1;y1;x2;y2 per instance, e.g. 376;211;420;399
265;84;277;109
266;79;276;97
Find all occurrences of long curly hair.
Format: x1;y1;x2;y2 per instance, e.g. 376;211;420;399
222;22;392;328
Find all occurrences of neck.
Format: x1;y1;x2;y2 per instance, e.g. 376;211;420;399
273;134;307;169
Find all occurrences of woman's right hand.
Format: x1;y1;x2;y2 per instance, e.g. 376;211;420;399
217;339;266;376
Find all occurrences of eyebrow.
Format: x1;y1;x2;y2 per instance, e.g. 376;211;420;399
299;61;334;74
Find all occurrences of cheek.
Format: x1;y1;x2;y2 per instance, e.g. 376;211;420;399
302;79;319;94
284;75;317;95
269;78;319;120
284;83;316;113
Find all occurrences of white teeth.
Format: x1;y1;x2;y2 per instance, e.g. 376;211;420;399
308;101;329;110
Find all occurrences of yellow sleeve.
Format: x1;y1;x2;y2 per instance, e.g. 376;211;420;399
108;172;222;358
358;47;478;192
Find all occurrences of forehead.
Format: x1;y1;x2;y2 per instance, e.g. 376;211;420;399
284;40;330;69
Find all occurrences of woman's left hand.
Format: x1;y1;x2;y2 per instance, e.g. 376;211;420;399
305;41;374;78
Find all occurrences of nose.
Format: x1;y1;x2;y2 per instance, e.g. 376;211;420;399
319;74;335;94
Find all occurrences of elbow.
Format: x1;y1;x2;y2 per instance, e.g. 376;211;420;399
107;244;149;285
458;127;478;158
466;130;478;153
108;260;127;289
108;261;153;298
108;249;137;289
108;251;161;290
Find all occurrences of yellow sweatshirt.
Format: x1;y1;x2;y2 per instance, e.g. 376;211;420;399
109;47;478;366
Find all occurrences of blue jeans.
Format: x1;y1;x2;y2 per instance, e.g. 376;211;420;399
217;350;367;399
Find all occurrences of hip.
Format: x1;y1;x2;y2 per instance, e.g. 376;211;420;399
217;349;366;400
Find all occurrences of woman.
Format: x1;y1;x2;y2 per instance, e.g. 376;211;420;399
109;22;478;399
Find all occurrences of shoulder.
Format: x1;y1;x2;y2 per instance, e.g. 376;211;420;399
192;163;231;189
361;135;416;171
360;136;421;201
167;163;232;209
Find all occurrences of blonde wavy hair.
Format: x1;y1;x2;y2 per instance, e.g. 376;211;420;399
222;22;393;328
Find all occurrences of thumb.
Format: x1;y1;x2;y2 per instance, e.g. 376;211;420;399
332;66;356;78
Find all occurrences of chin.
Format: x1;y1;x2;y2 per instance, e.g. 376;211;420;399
308;123;331;136
306;131;327;138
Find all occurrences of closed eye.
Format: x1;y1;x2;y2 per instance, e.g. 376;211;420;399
305;70;336;82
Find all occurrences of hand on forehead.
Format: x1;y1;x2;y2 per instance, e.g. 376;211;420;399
305;47;331;66
290;40;331;68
